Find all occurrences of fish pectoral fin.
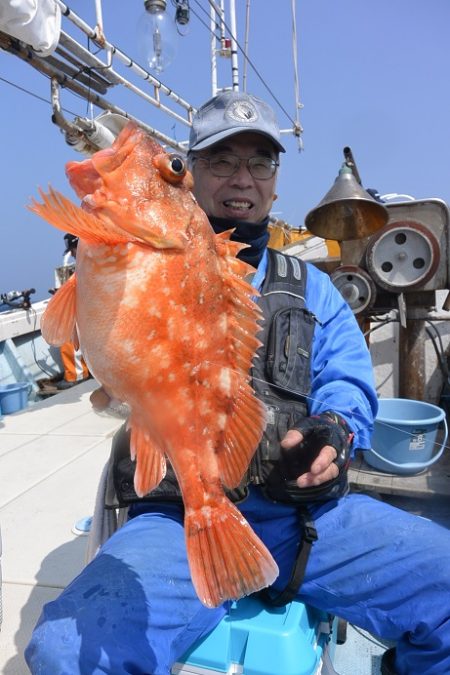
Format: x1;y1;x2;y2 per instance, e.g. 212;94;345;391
130;420;167;497
29;187;130;245
185;497;278;608
194;364;266;489
41;274;77;346
216;378;267;488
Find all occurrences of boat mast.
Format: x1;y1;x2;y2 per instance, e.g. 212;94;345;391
228;0;239;91
209;1;220;96
208;0;239;95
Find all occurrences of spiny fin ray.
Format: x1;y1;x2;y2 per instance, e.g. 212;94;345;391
188;233;267;490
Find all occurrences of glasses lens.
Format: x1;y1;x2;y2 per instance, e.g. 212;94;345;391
207;154;278;179
248;157;277;179
209;155;239;177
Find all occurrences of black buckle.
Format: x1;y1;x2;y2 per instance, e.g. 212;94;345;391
303;522;318;544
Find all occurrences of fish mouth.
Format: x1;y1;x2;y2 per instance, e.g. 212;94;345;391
66;159;102;199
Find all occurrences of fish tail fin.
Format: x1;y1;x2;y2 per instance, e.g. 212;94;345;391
185;497;278;608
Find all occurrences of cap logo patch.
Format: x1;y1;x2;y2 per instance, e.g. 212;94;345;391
226;99;259;124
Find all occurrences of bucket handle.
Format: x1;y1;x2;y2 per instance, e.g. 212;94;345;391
368;416;448;472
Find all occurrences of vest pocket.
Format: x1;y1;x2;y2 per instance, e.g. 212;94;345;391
265;307;315;392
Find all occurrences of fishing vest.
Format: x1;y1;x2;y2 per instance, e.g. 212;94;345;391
107;248;321;509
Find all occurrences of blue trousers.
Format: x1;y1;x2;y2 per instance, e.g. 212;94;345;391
25;489;450;675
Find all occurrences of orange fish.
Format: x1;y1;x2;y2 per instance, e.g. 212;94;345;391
30;122;278;607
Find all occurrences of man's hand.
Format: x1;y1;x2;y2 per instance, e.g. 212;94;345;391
279;411;353;489
281;429;339;487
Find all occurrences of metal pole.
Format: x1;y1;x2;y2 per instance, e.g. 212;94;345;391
210;3;217;96
219;0;226;41
228;0;239;90
398;298;427;400
242;0;250;92
94;0;104;33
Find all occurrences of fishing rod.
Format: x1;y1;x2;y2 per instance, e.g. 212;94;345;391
0;288;36;310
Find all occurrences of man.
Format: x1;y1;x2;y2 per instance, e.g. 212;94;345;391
55;234;90;389
26;91;450;675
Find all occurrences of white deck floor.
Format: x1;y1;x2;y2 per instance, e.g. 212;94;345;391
0;379;123;675
1;380;444;674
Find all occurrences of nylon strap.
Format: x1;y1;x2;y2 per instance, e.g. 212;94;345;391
259;508;317;606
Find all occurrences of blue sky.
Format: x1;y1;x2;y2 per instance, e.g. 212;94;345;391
1;0;449;300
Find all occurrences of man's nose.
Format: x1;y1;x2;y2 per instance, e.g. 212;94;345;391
229;160;253;186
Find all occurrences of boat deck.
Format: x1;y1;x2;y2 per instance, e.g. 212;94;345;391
350;446;450;500
0;379;123;675
0;381;449;674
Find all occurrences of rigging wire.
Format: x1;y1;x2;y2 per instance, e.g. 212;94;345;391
187;0;221;37
0;73;80;117
192;0;298;128
250;372;450;457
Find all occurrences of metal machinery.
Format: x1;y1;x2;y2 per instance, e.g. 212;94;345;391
305;150;450;401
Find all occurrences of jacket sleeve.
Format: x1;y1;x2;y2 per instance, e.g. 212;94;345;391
305;262;378;450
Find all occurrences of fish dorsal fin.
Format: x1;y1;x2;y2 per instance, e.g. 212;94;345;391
208;233;267;488
41;274;77;346
129;419;167;497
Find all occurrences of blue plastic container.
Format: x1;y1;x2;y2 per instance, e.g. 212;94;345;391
172;596;336;675
364;398;448;475
0;383;29;414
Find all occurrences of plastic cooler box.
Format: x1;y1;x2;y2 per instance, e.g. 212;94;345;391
172;595;337;675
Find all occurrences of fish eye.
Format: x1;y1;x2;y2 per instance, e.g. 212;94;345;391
168;154;186;175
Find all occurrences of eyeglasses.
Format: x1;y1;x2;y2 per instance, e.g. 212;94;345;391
193;153;279;180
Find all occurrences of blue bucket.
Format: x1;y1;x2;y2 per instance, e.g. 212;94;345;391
364;398;448;475
0;383;29;415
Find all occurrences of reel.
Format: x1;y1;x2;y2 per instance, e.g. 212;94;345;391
330;265;376;314
365;220;440;292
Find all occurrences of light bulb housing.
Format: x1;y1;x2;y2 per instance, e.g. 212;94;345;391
175;1;190;26
145;0;167;12
137;0;178;73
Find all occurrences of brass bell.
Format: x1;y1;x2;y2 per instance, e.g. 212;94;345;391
304;164;389;241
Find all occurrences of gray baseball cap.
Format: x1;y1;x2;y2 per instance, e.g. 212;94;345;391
189;91;285;153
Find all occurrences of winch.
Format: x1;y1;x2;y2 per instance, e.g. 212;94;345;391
304;148;450;400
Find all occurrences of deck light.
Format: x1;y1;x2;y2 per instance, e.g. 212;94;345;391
137;0;178;73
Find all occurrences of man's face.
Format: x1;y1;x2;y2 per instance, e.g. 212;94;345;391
191;132;278;223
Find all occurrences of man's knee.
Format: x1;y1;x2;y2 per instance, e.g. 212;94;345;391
25;613;80;674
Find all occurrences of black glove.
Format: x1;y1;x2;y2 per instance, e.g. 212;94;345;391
280;411;353;480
